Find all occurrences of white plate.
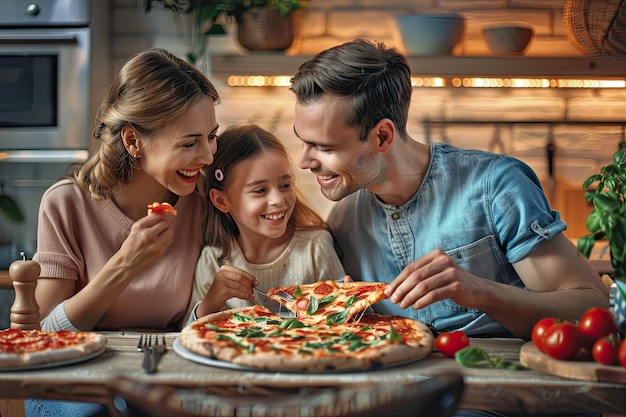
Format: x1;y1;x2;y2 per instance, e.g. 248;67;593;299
173;337;424;373
0;345;106;372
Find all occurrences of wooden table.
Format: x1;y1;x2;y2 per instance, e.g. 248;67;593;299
0;333;624;415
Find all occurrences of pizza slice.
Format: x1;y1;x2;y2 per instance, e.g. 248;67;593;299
267;280;389;325
147;202;177;216
0;329;107;369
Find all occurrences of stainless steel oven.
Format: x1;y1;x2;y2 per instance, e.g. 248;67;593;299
0;0;92;273
0;0;90;159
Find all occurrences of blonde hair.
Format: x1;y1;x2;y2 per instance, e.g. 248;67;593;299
72;48;220;199
202;124;326;261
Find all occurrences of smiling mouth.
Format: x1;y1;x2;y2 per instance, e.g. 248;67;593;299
177;169;200;181
316;173;338;186
263;212;286;220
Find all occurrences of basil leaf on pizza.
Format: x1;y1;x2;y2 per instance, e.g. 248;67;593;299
180;281;434;371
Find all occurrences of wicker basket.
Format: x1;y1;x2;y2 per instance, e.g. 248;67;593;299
563;0;626;55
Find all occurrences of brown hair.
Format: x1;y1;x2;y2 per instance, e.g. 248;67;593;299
202;124;327;261
72;48;221;199
290;38;411;141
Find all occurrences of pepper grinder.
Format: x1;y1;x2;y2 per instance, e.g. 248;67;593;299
9;251;41;330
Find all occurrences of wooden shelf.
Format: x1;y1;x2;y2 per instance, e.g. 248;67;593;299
211;55;626;78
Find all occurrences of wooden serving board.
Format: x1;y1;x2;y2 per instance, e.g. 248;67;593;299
519;342;626;384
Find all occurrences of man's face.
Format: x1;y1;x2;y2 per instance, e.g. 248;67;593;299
294;95;384;201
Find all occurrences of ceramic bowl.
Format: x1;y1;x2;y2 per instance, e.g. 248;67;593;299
483;24;534;55
393;13;466;56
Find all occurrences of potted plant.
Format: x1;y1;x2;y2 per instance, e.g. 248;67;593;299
577;141;626;332
144;0;309;64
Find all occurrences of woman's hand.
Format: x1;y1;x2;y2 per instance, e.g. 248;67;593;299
197;265;258;316
38;213;177;330
116;214;175;275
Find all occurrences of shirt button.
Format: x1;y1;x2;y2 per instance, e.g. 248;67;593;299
391;213;400;220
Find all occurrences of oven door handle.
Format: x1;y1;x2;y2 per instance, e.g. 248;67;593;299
0;34;78;45
0;150;88;163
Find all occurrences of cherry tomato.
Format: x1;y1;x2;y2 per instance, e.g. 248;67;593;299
592;336;619;366
542;321;584;361
531;317;558;354
619;338;626;369
578;307;618;347
436;331;470;358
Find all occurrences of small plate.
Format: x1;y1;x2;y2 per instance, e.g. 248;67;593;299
173;338;424;373
0;345;106;372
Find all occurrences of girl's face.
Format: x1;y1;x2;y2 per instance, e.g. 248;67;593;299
215;150;296;242
138;96;219;197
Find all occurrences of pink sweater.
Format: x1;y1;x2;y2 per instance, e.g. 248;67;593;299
33;179;202;331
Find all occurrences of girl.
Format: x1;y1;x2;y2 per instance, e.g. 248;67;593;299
188;124;345;320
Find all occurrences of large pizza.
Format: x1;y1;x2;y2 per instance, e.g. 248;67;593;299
0;328;107;369
180;281;434;371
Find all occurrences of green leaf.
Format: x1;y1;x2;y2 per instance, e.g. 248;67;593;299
319;294;336;304
279;318;306;329
454;346;526;370
0;194;24;222
294;286;302;298
388;325;403;342
325;310;349;325
454;346;492;368
307;295;319;315
577;235;595;258
235;327;265;338
594;192;620;213
232;313;255;322
585;210;602;233
344;294;358;308
582;174;602;190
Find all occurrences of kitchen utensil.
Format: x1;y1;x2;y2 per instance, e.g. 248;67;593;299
483;24;534;55
393;13;465;55
139;334;166;374
253;286;295;303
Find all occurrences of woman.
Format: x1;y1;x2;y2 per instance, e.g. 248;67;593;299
26;47;221;417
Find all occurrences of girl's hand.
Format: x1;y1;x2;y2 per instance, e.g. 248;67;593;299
198;265;259;315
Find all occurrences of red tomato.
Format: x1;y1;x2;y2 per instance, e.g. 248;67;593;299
619;338;626;369
436;331;470;358
531;317;558;354
542;321;584;361
592;337;619;366
578;307;618;347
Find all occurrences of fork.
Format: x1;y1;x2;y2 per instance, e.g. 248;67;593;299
138;334;166;374
253;286;295;302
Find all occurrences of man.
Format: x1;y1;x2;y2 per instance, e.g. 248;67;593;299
290;39;607;340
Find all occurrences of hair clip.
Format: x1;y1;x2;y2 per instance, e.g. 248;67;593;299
214;168;224;182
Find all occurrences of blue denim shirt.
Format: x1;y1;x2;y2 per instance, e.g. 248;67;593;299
328;143;566;336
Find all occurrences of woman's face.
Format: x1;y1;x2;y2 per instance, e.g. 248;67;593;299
139;96;219;197
216;150;296;243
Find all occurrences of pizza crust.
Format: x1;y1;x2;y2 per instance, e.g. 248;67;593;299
180;306;434;372
0;331;107;369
